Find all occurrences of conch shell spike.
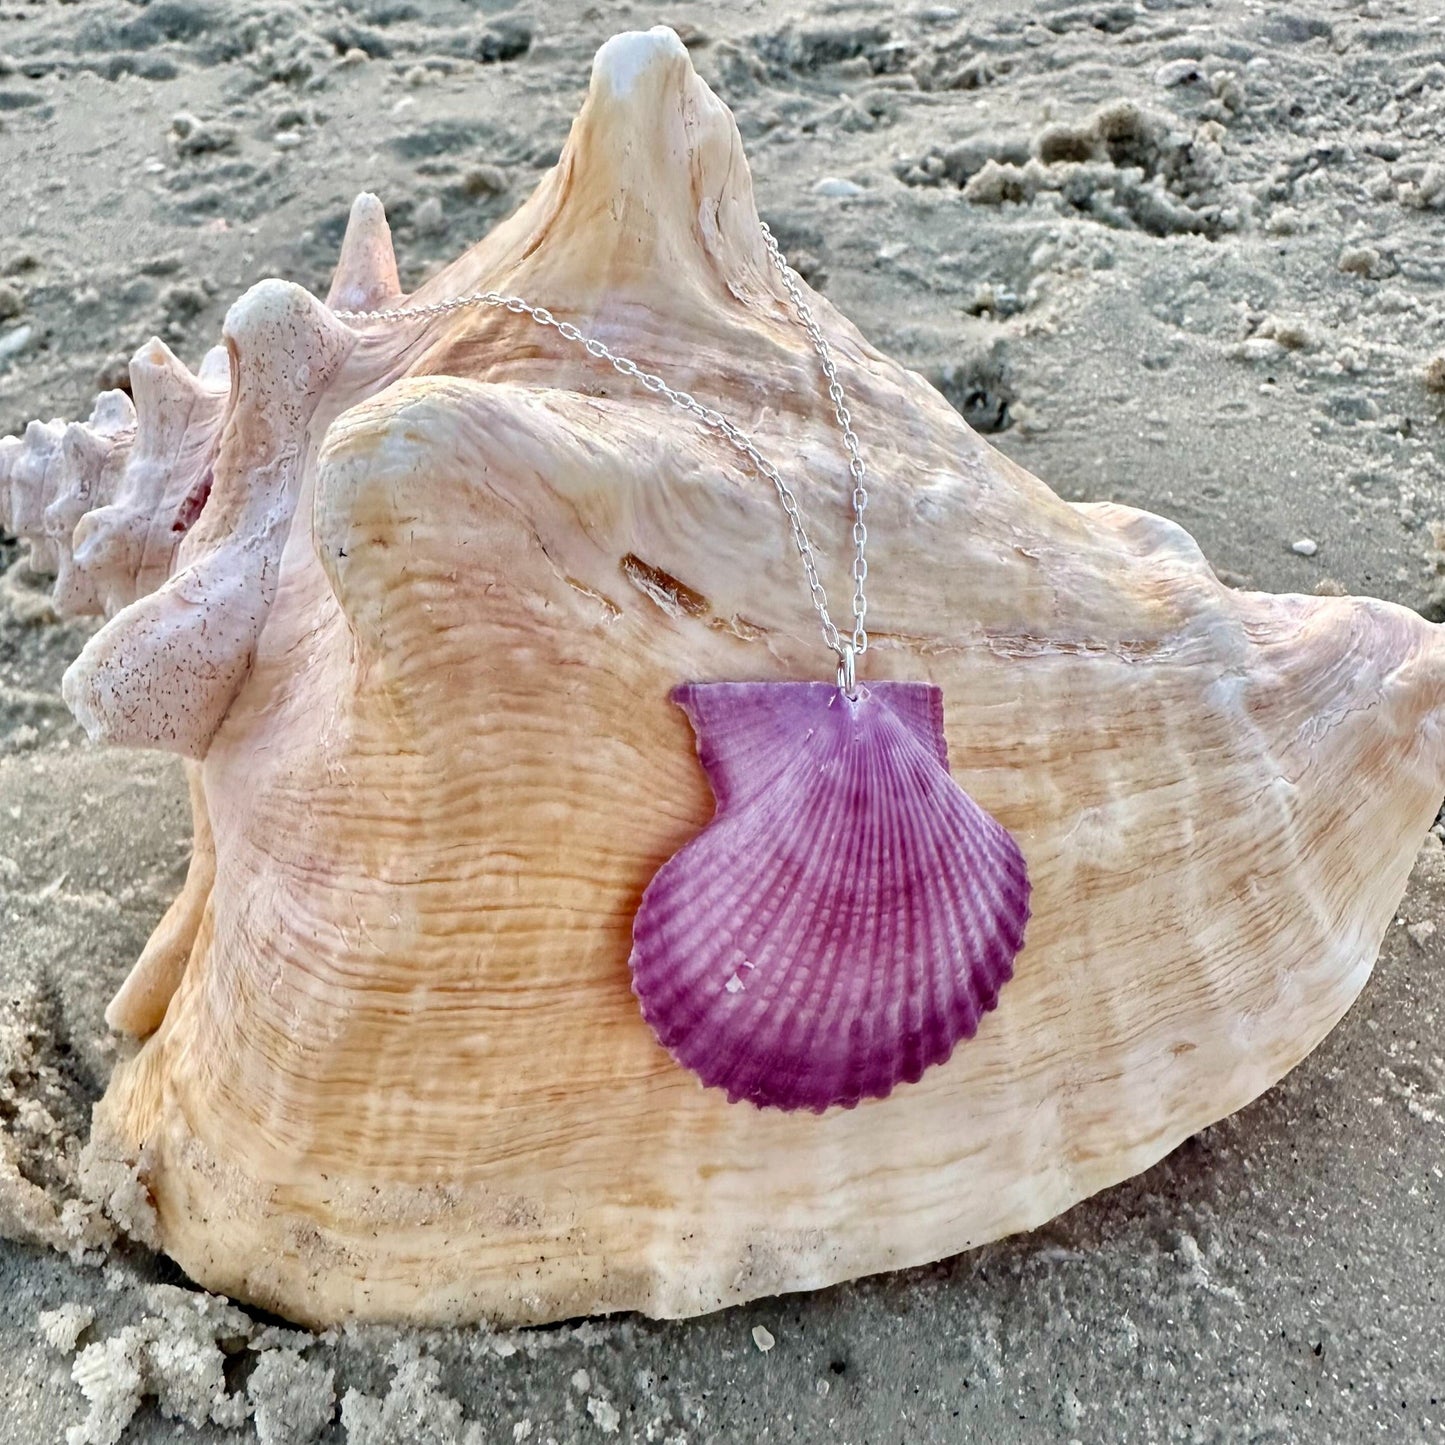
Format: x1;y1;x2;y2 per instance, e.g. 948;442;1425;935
327;191;402;314
68;337;229;618
196;343;232;392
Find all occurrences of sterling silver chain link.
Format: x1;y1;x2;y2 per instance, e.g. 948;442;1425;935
333;222;871;692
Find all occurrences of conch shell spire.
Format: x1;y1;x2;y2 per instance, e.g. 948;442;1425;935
2;25;1444;1331
567;28;773;296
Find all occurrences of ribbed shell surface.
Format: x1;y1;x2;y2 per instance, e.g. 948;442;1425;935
629;681;1032;1110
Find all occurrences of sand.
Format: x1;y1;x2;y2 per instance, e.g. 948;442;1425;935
1;0;1443;1440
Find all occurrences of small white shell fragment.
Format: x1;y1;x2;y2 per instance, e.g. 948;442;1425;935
1292;538;1319;556
1154;58;1203;87
586;1396;621;1433
1237;336;1285;363
813;176;864;197
751;1325;776;1353
0;323;33;358
37;1303;95;1353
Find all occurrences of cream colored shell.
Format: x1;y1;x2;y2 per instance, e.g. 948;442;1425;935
4;27;1443;1327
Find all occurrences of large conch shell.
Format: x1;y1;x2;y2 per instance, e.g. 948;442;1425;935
4;27;1444;1328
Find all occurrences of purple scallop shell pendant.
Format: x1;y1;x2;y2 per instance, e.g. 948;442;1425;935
629;680;1031;1112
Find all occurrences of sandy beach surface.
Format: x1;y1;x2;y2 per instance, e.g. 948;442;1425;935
2;0;1444;1440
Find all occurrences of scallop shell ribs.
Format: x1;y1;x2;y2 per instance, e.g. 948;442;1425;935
630;681;1030;1111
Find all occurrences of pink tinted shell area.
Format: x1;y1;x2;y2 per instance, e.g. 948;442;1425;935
628;681;1031;1113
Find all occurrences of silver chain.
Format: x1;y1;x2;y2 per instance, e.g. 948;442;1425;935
333;222;870;689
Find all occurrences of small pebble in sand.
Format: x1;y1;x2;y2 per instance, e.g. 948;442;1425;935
1210;70;1245;113
751;1324;776;1352
1406;919;1436;947
570;1368;591;1393
1337;245;1388;279
0;323;33;359
169;112;238;157
1423;356;1445;393
1375;288;1416;315
0;280;22;319
586;1396;621;1433
1291;538;1319;557
1237;337;1285;363
463;164;510;197
1154;58;1203;87
1253;315;1313;350
414;196;446;235
1365;169;1396;202
1402;163;1445;211
813;176;864;197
